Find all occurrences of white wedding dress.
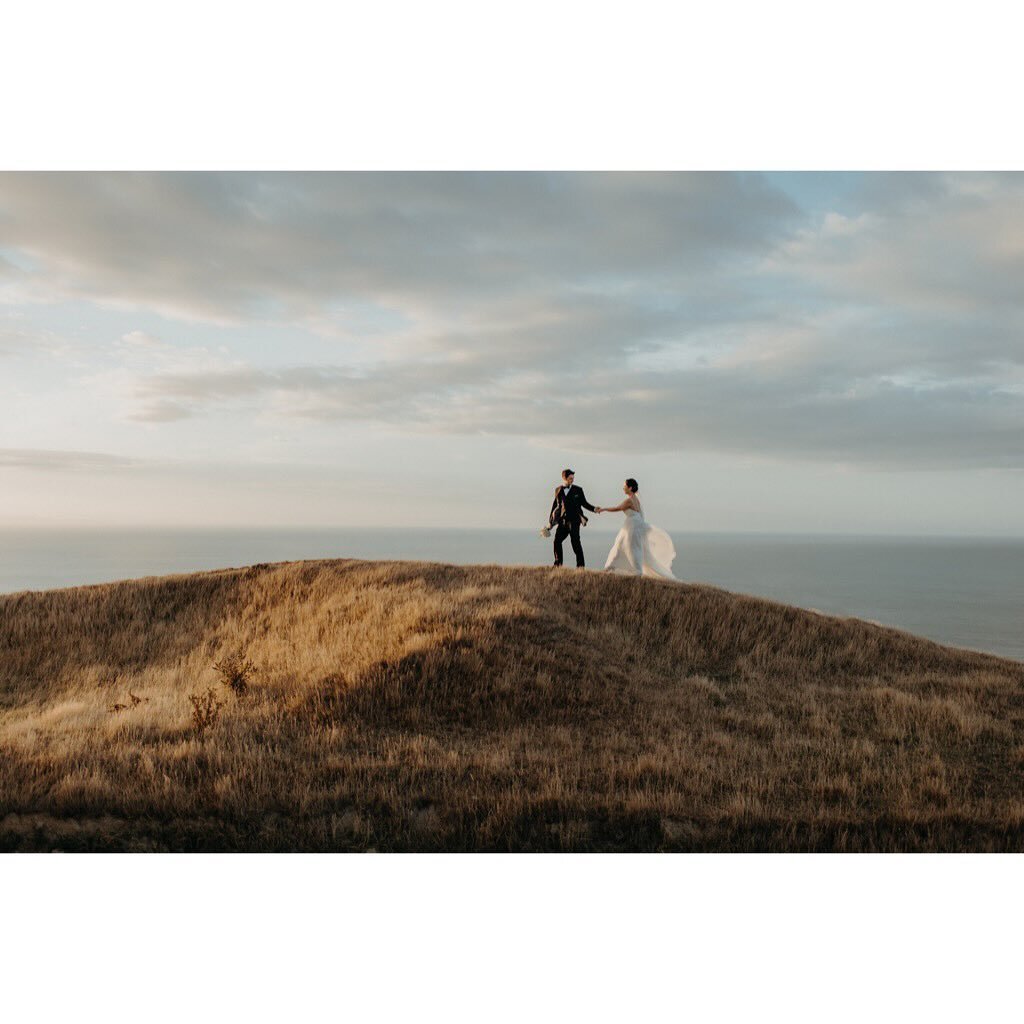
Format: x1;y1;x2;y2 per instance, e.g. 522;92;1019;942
603;499;677;579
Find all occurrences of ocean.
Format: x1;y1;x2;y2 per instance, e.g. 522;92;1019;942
0;527;1021;661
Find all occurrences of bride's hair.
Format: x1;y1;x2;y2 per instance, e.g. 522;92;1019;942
625;478;638;493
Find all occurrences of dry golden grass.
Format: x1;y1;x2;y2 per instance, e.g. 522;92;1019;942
2;558;1022;852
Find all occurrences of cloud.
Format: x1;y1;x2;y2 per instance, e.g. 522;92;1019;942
461;368;1024;470
118;329;165;351
117;340;1024;468
80;327;254;421
0;316;77;359
125;400;192;423
770;173;1024;313
0;448;139;471
0;172;799;323
4;172;1024;470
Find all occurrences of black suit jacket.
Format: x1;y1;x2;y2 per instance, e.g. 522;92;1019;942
549;484;596;528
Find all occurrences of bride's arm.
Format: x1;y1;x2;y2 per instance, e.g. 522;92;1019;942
602;495;642;513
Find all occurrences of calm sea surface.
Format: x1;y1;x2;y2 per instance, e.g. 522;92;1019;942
0;527;1021;661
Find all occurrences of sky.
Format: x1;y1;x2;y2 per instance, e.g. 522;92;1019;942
2;171;1023;535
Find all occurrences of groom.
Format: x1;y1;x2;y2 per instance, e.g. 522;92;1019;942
549;468;599;568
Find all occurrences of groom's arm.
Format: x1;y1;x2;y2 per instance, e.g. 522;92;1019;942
578;489;597;513
549;491;560;526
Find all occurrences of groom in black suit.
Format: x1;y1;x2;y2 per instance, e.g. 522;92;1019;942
549;468;599;568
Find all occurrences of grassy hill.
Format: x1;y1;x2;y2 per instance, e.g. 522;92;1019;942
1;558;1022;852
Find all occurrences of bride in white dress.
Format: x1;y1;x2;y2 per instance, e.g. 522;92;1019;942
597;478;677;579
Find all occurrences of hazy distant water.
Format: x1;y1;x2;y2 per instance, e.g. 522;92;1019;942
1;527;1022;662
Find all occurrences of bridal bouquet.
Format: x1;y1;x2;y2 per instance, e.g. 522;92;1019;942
539;525;551;538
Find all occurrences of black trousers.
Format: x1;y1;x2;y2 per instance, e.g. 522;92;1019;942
553;521;585;567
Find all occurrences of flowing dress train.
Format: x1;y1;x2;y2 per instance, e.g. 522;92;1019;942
603;503;677;579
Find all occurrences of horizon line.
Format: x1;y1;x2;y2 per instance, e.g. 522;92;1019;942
2;523;1024;542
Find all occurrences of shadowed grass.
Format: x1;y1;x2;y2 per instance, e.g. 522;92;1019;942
1;558;1022;852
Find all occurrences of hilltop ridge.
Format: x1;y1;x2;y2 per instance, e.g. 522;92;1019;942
1;558;1022;852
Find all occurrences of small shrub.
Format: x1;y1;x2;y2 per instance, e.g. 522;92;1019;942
189;687;225;735
213;653;257;696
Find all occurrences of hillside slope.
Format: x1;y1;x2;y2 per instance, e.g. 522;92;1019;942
1;559;1022;852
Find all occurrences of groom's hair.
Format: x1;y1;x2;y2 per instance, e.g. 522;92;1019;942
626;478;639;493
561;468;574;479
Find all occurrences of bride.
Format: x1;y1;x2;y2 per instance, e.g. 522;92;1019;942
597;478;677;579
